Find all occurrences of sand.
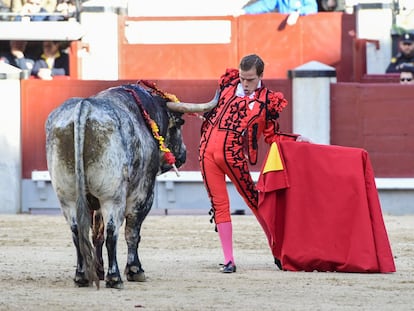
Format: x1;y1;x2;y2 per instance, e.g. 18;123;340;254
0;213;413;311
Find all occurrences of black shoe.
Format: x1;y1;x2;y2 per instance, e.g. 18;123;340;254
220;261;237;273
231;209;245;215
274;257;283;270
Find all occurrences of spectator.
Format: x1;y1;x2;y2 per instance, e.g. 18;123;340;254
0;0;11;20
42;0;57;14
317;0;338;11
0;40;34;74
386;32;414;73
49;0;76;21
399;64;414;85
15;0;50;21
32;41;69;80
1;0;19;13
241;0;318;25
199;54;308;273
3;0;56;13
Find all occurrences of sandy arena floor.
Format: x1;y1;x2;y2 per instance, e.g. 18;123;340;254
0;213;413;311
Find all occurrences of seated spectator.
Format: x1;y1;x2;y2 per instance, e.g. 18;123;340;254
399;64;414;85
317;0;338;11
15;0;50;21
2;0;24;13
49;0;76;21
43;0;57;14
0;40;34;74
32;41;69;80
386;32;414;73
240;0;318;25
0;0;11;21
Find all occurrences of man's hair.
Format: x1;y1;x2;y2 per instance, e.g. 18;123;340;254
239;54;265;76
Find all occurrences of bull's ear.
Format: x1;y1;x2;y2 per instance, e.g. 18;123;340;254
166;90;219;113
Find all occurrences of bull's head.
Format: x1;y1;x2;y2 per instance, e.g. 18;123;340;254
160;112;186;174
160;91;219;174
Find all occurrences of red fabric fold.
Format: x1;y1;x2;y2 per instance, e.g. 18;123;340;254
257;141;396;273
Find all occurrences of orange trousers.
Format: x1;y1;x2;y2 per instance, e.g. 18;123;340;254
199;128;259;224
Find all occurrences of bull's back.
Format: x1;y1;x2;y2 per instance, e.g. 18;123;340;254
45;98;145;201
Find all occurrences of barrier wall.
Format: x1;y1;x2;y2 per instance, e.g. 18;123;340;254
22;78;414;180
117;12;356;82
21;78;292;179
22;79;134;178
19;78;414;215
20;78;291;214
331;82;414;177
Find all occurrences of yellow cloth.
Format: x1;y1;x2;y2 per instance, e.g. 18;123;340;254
263;142;284;173
41;51;60;69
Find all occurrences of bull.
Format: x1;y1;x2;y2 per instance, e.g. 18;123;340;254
45;83;217;289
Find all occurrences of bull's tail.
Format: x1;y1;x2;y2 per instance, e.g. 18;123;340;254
74;100;100;289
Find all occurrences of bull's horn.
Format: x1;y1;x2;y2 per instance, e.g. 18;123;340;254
166;90;219;113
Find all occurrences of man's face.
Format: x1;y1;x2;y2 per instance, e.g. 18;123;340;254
10;41;27;51
399;40;414;57
400;72;414;84
28;0;42;12
43;41;59;56
239;67;262;96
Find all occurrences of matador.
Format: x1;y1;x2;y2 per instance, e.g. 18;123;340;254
199;54;299;273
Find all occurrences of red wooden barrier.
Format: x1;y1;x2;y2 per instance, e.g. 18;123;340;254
118;16;238;80
117;12;355;82
331;83;414;177
21;78;292;179
22;79;413;179
21;79;132;179
361;73;399;83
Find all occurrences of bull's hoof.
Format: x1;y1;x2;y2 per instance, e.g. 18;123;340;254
105;280;124;289
127;271;146;282
74;273;90;287
105;274;124;289
125;266;146;282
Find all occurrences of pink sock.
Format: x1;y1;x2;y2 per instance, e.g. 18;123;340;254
217;222;234;264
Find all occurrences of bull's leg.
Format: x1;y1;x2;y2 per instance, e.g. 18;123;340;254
124;193;153;282
92;210;105;280
100;214;123;289
71;222;90;287
61;202;93;287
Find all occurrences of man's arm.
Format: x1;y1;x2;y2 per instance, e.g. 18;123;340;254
242;0;277;14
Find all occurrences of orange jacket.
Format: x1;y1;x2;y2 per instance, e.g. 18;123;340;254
202;68;289;164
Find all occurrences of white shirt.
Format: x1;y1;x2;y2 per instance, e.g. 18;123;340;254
235;81;262;110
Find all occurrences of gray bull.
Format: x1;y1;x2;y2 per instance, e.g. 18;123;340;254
45;84;217;289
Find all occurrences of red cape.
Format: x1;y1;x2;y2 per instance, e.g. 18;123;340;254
256;141;396;273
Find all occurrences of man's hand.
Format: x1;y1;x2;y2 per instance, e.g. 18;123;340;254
287;11;300;26
37;68;53;80
296;135;312;143
11;49;24;59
